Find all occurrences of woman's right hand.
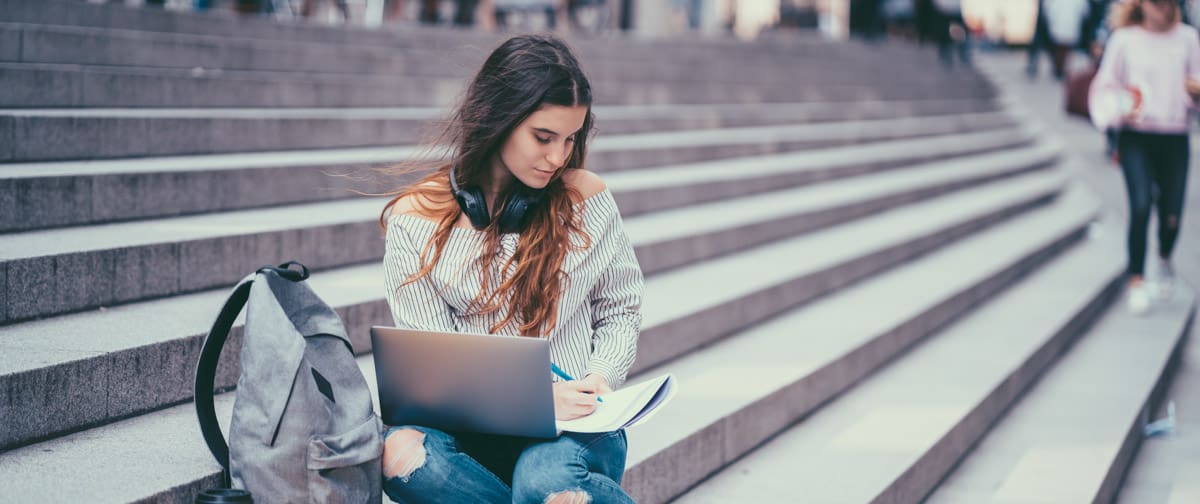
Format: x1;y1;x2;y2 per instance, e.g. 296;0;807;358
552;380;600;421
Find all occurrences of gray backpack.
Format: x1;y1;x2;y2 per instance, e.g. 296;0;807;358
195;262;383;503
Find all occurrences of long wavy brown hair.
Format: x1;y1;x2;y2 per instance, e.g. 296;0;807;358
378;34;596;337
1110;0;1181;29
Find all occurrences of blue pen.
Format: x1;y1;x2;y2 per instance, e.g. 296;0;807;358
551;363;603;403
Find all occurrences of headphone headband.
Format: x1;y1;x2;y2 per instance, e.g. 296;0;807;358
448;162;542;233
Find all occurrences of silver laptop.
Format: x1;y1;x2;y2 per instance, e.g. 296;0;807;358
370;326;558;438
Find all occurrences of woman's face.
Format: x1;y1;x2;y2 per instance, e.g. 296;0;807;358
1142;0;1178;28
494;104;589;190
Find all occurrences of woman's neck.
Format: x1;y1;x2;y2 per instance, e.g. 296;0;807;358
483;161;515;212
1143;19;1175;33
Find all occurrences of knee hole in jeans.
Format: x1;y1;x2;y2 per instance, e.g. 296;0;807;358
383;428;427;481
545;490;590;504
1167;215;1179;228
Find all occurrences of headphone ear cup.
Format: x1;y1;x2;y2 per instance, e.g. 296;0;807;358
455;186;491;230
496;193;532;233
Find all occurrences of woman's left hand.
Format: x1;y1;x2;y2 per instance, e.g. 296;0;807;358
1187;78;1200;101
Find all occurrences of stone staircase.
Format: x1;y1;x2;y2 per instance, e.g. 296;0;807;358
0;1;1193;503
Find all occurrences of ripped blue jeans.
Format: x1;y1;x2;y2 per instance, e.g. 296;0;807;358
381;425;632;504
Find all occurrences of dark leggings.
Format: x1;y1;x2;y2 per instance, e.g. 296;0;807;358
1118;130;1189;276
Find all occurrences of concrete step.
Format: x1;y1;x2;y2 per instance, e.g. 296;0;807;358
0;0;967;67
0;99;1000;162
927;284;1195;504
0;21;994;90
0;61;469;108
1116;324;1200;504
0;127;1035;324
671;203;1125;504
0;108;1010;232
0;60;990;108
0;18;991;84
0;166;1061;452
0;167;1072;502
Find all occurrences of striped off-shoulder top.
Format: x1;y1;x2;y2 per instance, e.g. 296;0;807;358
382;189;645;389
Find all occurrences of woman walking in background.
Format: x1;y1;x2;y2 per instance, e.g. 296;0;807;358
1090;0;1200;314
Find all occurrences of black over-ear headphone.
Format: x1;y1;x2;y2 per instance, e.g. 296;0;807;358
449;163;543;233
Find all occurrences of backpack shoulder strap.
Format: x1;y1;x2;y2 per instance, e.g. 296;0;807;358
194;261;310;470
194;277;253;471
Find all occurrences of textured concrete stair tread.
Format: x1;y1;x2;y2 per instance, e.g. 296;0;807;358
1115;343;1200;504
672;221;1123;504
0;129;1038;325
0;60;468;83
0;98;994;120
0;183;1092;503
0;352;376;502
2;104;1006;162
0;0;953;62
0;169;1064;449
0;55;984;92
0;147;1060;355
1;22;986;82
0;60;986;90
624;142;1059;244
606;128;1033;192
0;16;950;63
926;284;1195;504
0;110;1012;178
0;134;1042;262
621;185;1101;502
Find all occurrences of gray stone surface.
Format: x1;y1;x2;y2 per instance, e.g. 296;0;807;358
10;174;93;231
630;143;1056;274
5;257;55;321
0;164;1059;450
970;50;1200;504
0;28;17;62
0;63;466;108
611;129;1032;216
0;116;13;161
674;212;1122;504
632;171;1064;375
6;102;1005;162
0;174;1092;502
630;188;1101;503
928;287;1194;504
0;109;1010;232
112;243;180;302
0;352;111;449
0;259;5;326
53;250;116;313
1;20;994;92
0;59;988;107
0;130;1037;322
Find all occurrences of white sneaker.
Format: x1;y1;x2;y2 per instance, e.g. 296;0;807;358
1157;261;1176;299
1128;283;1152;315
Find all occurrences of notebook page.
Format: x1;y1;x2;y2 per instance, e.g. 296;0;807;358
556;374;672;433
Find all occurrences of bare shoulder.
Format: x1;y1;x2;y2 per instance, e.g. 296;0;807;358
385;181;452;220
561;169;607;202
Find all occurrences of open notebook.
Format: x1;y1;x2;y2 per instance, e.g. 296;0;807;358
556;373;677;433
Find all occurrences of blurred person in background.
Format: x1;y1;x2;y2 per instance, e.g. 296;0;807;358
1028;0;1054;77
934;0;971;66
1089;0;1200;314
915;0;971;66
850;0;887;40
1039;0;1091;79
